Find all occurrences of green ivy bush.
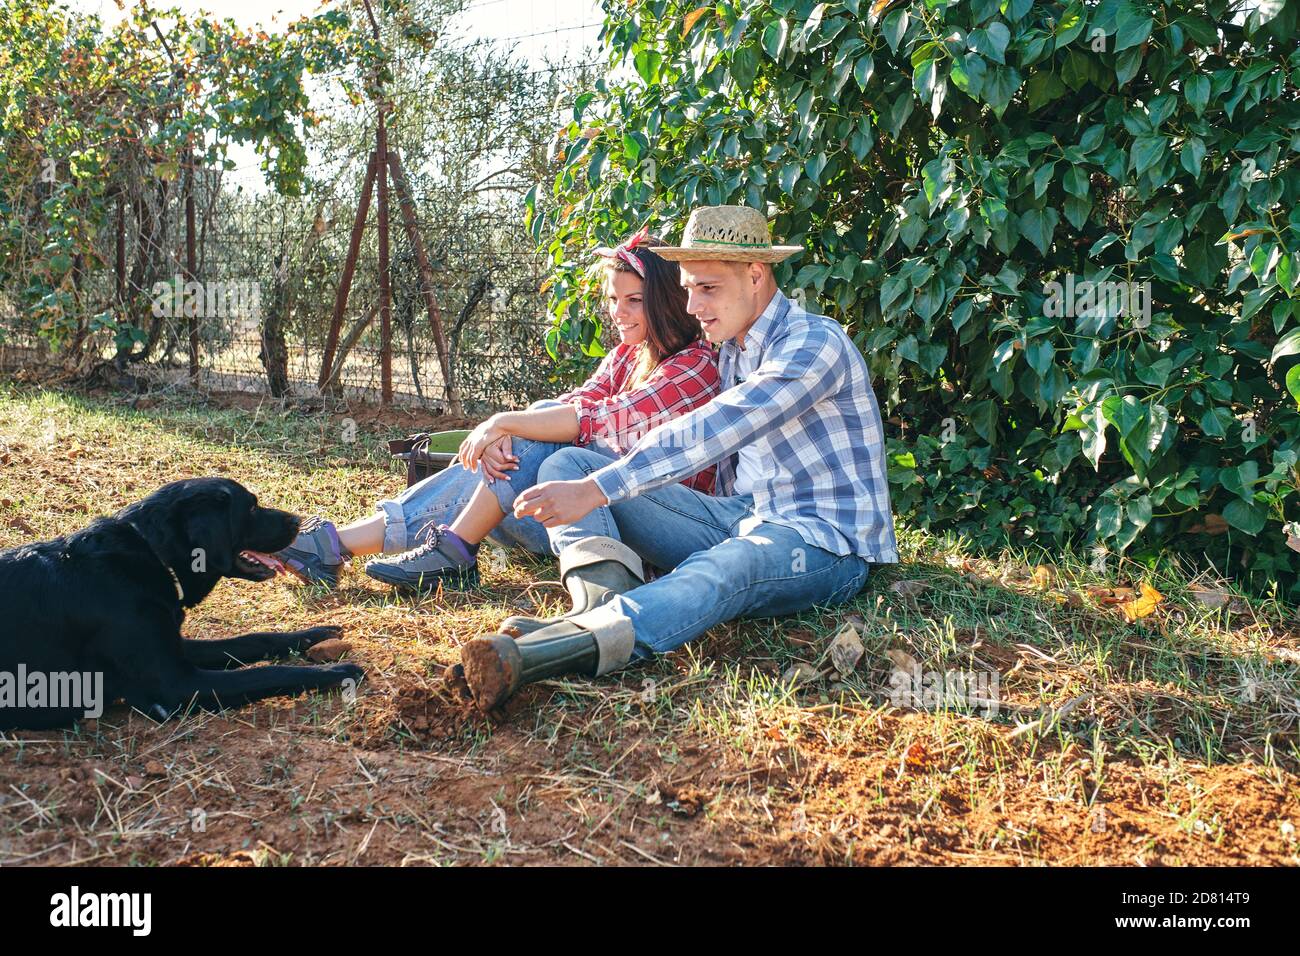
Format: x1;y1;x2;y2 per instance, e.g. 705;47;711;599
531;0;1300;596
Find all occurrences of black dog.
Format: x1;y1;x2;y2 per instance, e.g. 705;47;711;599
0;478;362;730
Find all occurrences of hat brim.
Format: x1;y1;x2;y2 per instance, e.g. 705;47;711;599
652;245;802;263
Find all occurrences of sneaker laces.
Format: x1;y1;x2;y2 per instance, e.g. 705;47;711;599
296;516;346;561
401;526;447;561
299;515;330;535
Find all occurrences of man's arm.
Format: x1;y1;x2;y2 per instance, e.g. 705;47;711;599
590;325;849;504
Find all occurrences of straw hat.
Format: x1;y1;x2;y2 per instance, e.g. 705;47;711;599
653;205;802;263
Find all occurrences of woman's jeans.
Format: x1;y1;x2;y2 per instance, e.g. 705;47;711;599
374;435;618;555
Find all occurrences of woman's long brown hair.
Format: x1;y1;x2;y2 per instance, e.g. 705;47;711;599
601;236;703;389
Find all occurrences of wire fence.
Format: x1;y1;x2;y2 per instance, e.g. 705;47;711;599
0;5;607;417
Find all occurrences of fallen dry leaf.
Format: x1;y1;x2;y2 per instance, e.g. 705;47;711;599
6;515;36;536
1118;583;1164;623
1088;585;1136;606
1190;587;1230;609
781;662;820;687
681;6;711;37
1285;522;1300;554
1188;513;1229;535
828;622;864;675
890;579;926;599
885;649;918;671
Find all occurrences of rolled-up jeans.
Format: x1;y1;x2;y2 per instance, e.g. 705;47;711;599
374;405;619;555
535;446;871;659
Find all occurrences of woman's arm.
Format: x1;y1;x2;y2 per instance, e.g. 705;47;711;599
457;405;580;473
495;404;580;443
459;345;627;472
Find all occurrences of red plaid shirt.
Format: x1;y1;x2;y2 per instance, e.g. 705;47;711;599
558;341;720;493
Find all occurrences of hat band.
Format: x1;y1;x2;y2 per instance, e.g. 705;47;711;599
689;236;772;248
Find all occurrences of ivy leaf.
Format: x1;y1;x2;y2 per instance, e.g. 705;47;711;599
621;132;642;164
1055;2;1085;47
982;65;1021;117
970;399;999;443
1223;499;1266;536
882;8;909;53
804;151;827;185
1271;328;1300;364
1185;73;1210;116
1019;206;1058;256
970;21;1010;63
779;161;801;195
1064;195;1091;230
853;54;875;91
761;19;788;59
1130;135;1166;176
634;49;662;84
1113;7;1153;52
1286;364;1300;405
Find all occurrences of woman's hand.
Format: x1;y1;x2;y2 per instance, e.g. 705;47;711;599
458;416;508;473
513;478;608;528
478;435;518;482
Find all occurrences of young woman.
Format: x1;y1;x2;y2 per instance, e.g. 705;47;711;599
275;231;720;591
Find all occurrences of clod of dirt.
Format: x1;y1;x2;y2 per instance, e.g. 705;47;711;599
660;783;711;818
143;760;166;777
391;669;482;741
306;638;352;662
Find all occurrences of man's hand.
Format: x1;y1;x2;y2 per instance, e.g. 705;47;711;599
513;478;608;527
458;416;509;473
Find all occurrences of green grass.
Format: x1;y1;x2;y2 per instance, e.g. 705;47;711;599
1;378;1298;865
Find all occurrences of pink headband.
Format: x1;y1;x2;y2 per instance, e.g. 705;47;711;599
611;227;649;278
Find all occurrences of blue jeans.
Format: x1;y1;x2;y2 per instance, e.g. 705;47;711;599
376;436;615;555
536;446;871;658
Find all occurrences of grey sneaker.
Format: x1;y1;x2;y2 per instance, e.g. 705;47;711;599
276;516;350;589
365;526;479;592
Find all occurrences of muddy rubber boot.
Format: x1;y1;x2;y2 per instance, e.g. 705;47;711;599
498;537;643;638
461;605;636;712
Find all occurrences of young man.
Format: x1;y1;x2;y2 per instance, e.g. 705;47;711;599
458;205;898;711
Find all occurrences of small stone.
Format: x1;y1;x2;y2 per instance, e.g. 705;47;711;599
306;639;352;662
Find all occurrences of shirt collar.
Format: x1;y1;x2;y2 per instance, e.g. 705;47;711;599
732;289;784;355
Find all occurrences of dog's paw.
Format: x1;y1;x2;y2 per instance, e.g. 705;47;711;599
331;662;365;684
145;702;174;722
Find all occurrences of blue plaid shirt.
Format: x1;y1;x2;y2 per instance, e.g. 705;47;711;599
590;290;898;562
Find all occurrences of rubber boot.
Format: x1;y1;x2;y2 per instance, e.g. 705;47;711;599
498;537;643;638
461;604;636;712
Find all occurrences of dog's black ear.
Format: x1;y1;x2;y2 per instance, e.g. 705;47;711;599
182;487;237;577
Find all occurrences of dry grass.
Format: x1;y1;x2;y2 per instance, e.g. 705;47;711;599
1;379;1298;866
